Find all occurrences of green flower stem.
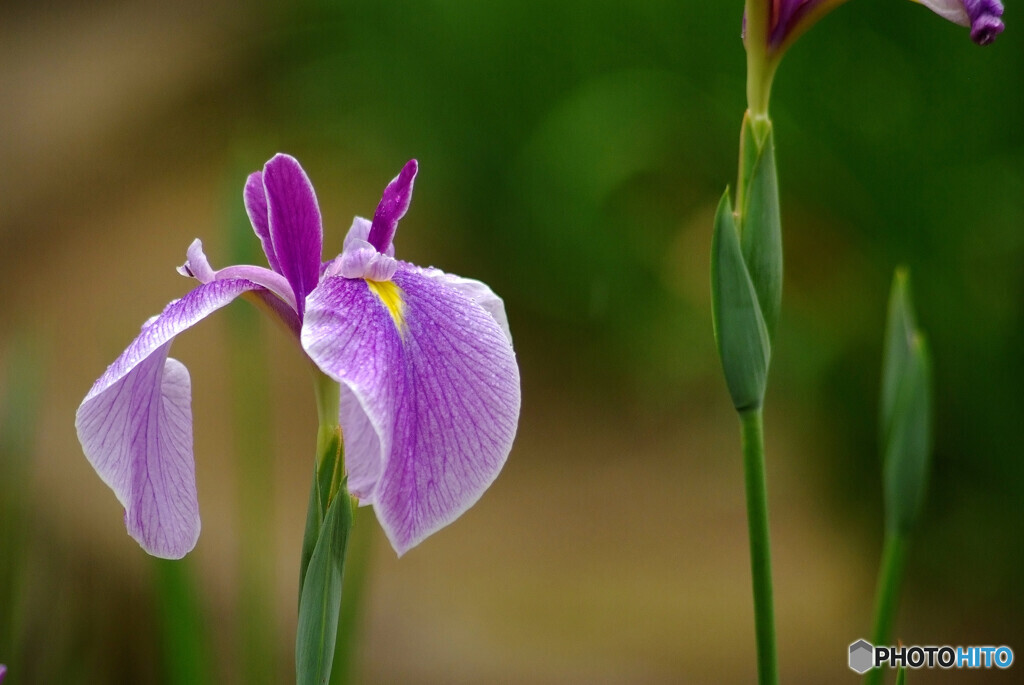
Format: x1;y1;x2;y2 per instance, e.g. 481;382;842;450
866;533;908;685
299;370;364;685
313;369;344;504
743;0;777;122
740;408;779;685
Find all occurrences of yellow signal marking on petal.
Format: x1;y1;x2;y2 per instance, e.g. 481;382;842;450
366;279;406;331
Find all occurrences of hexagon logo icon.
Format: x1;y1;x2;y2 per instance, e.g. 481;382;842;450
849;639;874;674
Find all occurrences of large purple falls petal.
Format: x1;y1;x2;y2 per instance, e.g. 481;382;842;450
75;279;259;558
301;269;521;555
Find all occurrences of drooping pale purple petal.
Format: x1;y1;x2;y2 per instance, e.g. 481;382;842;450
367;160;417;254
963;0;1004;44
262;154;323;317
915;0;1004;44
244;170;281;273
301;268;521;555
76;279;259;558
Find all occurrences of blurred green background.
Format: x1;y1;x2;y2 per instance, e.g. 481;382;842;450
1;0;1021;682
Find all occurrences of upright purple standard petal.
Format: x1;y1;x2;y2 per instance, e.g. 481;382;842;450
302;268;521;555
244;171;281;273
367;160;417;254
76;279;259;558
262;154;323;317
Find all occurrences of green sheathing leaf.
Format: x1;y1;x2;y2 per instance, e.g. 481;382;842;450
738;117;783;340
711;190;771;411
296;483;353;685
880;270;933;535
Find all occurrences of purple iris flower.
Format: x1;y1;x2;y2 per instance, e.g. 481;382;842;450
915;0;1004;45
750;0;1003;52
767;0;830;48
76;154;521;558
0;664;6;683
741;0;842;52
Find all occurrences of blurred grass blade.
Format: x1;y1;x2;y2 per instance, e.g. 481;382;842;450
0;337;44;669
737;115;783;340
153;559;214;685
227;160;278;684
880;269;918;437
711;189;771;412
296;484;353;685
895;665;906;685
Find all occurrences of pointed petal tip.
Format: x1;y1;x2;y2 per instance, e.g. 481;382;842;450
264;152;300;169
367;159;419;253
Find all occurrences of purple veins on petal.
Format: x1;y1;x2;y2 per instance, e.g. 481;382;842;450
367;160;418;254
261;154;324;317
75;279;260;558
301;267;521;555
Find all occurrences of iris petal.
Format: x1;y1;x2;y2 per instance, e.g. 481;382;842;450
244;170;281;273
75;279;259;558
301;267;521;555
262;154;324;317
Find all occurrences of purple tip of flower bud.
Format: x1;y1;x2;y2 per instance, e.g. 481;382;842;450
1;664;7;683
966;0;1004;45
367;159;418;254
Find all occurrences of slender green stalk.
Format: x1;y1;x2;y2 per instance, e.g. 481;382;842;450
740;408;779;685
296;371;360;685
313;371;344;503
866;534;908;685
743;0;777;122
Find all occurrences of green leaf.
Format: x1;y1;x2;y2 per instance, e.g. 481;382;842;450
296;481;353;685
299;465;325;605
880;270;933;535
299;431;344;603
711;189;771;412
895;664;907;685
738;115;783;339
